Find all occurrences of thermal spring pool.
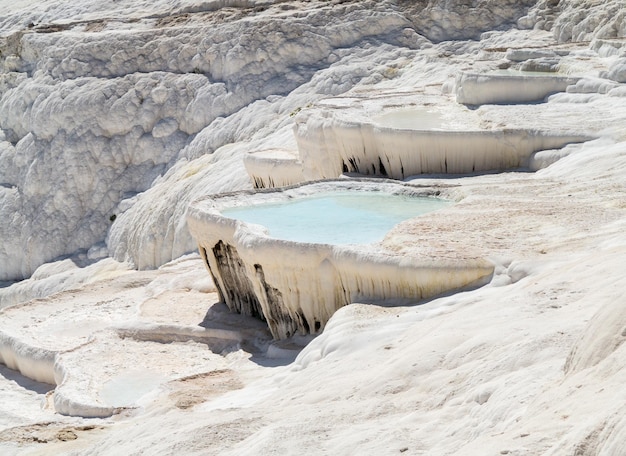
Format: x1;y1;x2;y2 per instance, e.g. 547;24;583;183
187;180;494;339
455;69;581;105
221;191;451;245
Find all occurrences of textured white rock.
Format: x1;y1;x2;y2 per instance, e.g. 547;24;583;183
552;0;626;43
527;142;585;171
402;0;537;42
0;257;132;309
0;332;56;384
0;72;211;280
606;57;626;83
591;38;626;58
505;48;565;62
243;148;304;189
566;77;620;94
0;0;421;280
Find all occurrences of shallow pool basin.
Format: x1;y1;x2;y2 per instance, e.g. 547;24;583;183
243;148;305;189
187;180;493;339
372;107;447;130
455;70;581;105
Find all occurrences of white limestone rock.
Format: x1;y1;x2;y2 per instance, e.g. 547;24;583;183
187;180;494;339
605;57;626;83
294;99;591;180
2;1;626;452
566;77;620;94
505;48;566;62
243;148;305;189
552;0;626;43
0;1;422;280
400;0;537;42
456;70;580;105
591;38;626;57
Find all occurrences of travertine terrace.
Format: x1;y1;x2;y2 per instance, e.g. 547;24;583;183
1;0;626;454
187;180;493;339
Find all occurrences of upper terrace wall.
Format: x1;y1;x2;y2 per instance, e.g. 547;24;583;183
294;110;591;180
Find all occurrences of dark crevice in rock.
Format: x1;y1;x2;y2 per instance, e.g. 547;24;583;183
212;241;264;320
348;157;359;173
254;263;295;339
378;157;388;176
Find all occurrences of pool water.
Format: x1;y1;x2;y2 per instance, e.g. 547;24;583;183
222;191;450;245
100;370;166;407
490;69;560;77
373;108;444;130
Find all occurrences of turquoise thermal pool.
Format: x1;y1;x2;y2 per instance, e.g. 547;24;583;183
187;181;494;339
221;191;450;245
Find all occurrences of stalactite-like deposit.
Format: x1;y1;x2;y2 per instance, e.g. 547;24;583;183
211;241;265;320
243;149;305;189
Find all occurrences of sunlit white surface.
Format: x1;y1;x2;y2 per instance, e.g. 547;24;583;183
1;0;626;454
99;370;166;407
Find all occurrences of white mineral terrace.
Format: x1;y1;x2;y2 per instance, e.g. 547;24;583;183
242;148;305;189
293;94;593;181
187;180;494;339
0;257;272;418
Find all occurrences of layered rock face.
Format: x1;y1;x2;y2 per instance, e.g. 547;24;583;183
0;1;418;280
397;0;537;41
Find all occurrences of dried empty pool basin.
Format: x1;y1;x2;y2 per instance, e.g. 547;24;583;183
243;148;304;189
187;180;493;339
372;107;448;130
